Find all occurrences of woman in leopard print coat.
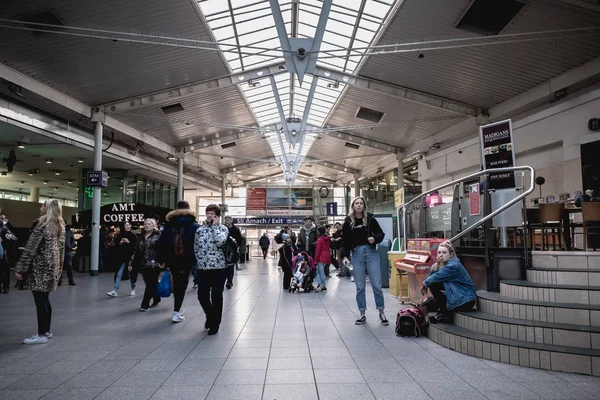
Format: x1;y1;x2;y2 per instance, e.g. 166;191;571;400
15;200;65;345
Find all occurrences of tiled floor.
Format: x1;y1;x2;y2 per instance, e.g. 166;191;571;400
1;258;600;399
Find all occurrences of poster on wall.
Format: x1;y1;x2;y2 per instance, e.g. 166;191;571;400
266;188;313;211
469;184;481;216
480;119;516;190
246;188;267;213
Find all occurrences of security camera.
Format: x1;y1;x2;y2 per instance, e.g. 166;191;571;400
296;48;307;59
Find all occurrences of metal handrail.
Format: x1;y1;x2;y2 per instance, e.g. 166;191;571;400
398;166;535;250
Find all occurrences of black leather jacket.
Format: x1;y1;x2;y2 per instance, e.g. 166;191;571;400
130;230;161;270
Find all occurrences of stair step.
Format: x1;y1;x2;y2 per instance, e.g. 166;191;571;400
500;280;600;305
455;311;600;349
428;323;600;375
532;251;600;270
527;268;600;287
477;290;600;326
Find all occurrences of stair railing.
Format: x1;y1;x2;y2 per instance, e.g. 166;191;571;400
396;166;536;250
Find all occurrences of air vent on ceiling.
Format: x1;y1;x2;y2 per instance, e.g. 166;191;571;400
160;103;185;115
221;142;236;149
344;142;360;150
19;10;65;36
457;0;526;35
355;107;385;123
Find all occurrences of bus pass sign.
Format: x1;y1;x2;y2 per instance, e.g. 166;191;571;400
86;170;108;188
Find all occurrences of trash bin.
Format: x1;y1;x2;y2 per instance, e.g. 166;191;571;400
377;239;391;288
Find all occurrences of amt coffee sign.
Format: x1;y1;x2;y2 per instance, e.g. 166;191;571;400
102;203;145;223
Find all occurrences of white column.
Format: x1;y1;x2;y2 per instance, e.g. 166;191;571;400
353;175;360;198
90;122;102;276
29;187;39;203
177;158;184;203
221;173;227;217
397;153;404;192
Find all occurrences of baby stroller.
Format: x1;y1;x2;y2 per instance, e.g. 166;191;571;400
290;252;316;293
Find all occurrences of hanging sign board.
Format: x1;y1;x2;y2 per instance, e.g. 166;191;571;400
469;184;481;216
479;119;516;190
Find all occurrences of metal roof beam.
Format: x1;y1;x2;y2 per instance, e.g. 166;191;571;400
242;171;283;184
102;62;285;115
182;153;222;177
404;55;600;156
322;130;402;154
0;62;182;159
312;65;479;116
219;156;358;175
554;0;600;12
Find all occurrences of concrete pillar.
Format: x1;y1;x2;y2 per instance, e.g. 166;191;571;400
177;159;184;203
353;175;360;198
221;173;227;217
397;153;404;192
90;121;103;277
122;171;128;203
29;187;39;203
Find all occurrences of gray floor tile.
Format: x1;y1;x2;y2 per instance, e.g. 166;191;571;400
39;387;105;400
162;369;219;386
571;381;600;395
8;373;74;390
520;381;596;400
419;380;486;400
176;357;226;372
265;369;315;384
222;357;269;370
62;372;123;388
311;356;356;369
129;358;181;372
150;385;211;400
468;380;542;400
499;366;563;382
267;348;309;358
315;368;364;384
262;384;319;400
112;370;171;387
359;368;415;383
215;369;267;385
0;361;55;375
0;389;52;400
352;356;400;369
0;375;29;390
233;339;272;348
61;351;113;361
103;348;155;360
228;347;271;358
268;357;313;370
85;359;138;373
368;382;432;400
206;384;263;400
37;360;96;374
271;339;308;348
93;386;159;400
317;383;376;400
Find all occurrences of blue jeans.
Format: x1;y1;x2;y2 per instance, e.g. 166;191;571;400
114;262;136;291
351;245;384;311
316;263;327;287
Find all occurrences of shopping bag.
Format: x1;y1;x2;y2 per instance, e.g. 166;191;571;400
156;270;172;298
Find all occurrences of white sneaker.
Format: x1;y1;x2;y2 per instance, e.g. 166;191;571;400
171;312;185;323
350;276;355;282
23;334;48;345
106;290;117;297
130;290;136;296
44;331;53;339
315;285;323;293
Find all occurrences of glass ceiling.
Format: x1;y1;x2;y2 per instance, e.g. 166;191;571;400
197;0;395;173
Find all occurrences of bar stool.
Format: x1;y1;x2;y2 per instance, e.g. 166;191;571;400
582;202;600;251
539;203;565;251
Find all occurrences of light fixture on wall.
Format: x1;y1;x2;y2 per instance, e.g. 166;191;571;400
17;142;26;149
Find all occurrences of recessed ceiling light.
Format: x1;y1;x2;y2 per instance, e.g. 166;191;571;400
17;142;26;149
55;171;61;176
78;158;84;163
43;180;48;184
46;158;52;164
67;180;73;184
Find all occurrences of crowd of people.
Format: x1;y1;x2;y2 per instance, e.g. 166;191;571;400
2;194;478;346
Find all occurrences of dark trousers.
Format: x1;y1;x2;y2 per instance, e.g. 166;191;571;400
261;248;268;259
171;265;192;312
325;263;330;277
141;268;161;309
32;291;52;336
226;264;235;286
0;259;10;291
429;282;476;315
282;264;292;289
60;253;74;283
197;269;227;329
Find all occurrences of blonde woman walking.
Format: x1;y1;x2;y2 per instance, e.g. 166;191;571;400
15;200;65;344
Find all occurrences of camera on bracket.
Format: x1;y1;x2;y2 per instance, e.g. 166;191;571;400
589;118;600;132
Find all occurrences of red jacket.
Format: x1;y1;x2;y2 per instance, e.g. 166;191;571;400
314;235;331;264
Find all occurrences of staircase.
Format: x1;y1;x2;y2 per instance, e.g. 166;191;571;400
428;251;600;376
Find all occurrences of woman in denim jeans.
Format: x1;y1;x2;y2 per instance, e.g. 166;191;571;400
106;222;137;298
341;197;388;326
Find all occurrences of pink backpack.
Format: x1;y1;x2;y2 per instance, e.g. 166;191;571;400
395;307;427;337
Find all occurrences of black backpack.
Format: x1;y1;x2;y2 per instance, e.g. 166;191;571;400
172;226;186;257
395;307;428;337
222;235;239;265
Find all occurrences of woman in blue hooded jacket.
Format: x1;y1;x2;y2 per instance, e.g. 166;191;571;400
420;241;477;324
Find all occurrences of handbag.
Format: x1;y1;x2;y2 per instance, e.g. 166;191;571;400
156;270;172;298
